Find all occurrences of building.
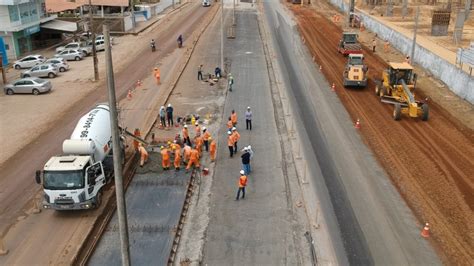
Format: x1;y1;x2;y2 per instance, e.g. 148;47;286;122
0;0;57;62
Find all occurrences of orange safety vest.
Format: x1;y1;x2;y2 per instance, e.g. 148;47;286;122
173;143;181;151
195;125;201;134
210;141;217;152
182;128;189;138
228;135;234;146
203;131;211;141
190;149;200;160
232;131;240;142
231;113;237;124
239;175;247;187
161;149;170;160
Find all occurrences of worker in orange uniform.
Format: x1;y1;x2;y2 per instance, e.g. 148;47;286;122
182;124;191;146
231;110;238;126
202;127;211;152
231;127;240;152
160;146;171;170
194;133;203;156
138;143;148;167
172;144;182;171
235;170;247;200
209;137;217;162
186;148;200;172
226;117;233;130
194;122;201;137
183;143;191;165
133;128;141;150
227;131;235;157
153;67;161;85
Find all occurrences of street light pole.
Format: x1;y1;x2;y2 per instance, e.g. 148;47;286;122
410;7;420;63
103;24;131;266
233;0;235;26
89;0;99;81
221;0;224;73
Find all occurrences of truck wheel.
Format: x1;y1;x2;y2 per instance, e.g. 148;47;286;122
393;103;402;121
421;103;429;121
95;191;102;208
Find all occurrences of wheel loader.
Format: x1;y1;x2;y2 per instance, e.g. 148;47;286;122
343;54;368;88
375;62;429;121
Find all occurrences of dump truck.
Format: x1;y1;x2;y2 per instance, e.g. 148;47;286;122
343;53;368;88
337;32;362;55
35;104;124;210
375;62;429;121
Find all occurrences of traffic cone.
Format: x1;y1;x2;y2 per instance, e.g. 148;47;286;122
331;83;336;92
319;65;322;72
136;80;142;88
421;223;430;238
127;90;132;100
354;119;361;129
0;237;8;256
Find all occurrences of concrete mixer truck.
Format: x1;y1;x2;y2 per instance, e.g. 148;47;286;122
35;104;123;210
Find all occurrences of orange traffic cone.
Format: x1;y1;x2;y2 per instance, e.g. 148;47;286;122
354;119;361;129
421;223;430;238
136;80;142;88
331;83;336;92
127;90;132;100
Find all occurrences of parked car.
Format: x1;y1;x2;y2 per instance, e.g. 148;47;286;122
21;63;58;78
13;55;46;69
87;39;106;52
45;58;69;72
56;42;91;56
54;49;84;61
202;0;211;6
4;77;52;95
95;35;114;45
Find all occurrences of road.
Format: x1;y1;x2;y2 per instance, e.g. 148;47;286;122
291;5;473;264
0;2;213;264
261;2;441;264
202;5;307;265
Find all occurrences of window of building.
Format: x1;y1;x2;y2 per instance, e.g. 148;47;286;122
5;44;9;50
8;5;20;22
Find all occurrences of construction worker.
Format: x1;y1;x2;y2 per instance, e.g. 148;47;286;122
235;170;247;200
209;137;217;162
202;127;211;152
160;146;171;170
166;103;174;127
241;147;251;175
183;143;192;164
226;117;233;130
228;73;234;91
186;148;200;172
231;110;238;126
194;133;203;156
133;128;141;150
405;56;411;64
372;39;376;53
172;144;181;171
174;133;183;146
159;106;166;128
138;143;148;167
182;125;191;146
154;67;161;85
227;131;235;157
198;64;203;80
231;127;240;152
245;106;252;130
195;122;201;136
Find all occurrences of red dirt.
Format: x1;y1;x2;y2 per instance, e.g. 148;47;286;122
290;5;474;265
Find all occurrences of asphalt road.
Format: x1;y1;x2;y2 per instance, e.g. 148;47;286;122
202;7;304;265
0;2;212;264
262;1;440;265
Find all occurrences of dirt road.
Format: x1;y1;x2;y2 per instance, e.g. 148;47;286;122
290;6;474;265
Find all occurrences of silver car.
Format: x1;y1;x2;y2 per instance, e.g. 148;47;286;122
45;58;69;72
54;49;84;61
13;55;46;69
4;78;52;95
21;63;58;78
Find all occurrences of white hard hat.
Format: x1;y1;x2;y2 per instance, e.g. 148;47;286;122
161;106;164;109
240;170;245;175
195;122;199;125
243;147;248;151
247;106;251;109
227;131;232;135
232;127;236;131
173;140;177;143
203;126;207;131
168;103;171;107
184;124;188;128
247;145;251;149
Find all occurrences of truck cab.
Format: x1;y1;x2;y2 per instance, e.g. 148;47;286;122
338;32;362;55
38;155;107;210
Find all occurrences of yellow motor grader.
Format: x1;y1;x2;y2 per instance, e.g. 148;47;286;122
375;62;429;121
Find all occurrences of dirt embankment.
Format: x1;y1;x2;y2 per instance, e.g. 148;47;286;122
289;6;474;265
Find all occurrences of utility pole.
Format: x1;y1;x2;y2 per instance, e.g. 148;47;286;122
221;1;224;73
89;0;99;81
103;24;131;266
0;54;6;84
233;0;236;25
410;7;420;63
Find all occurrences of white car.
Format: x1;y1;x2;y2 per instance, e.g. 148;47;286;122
54;49;84;61
4;77;52;95
21;63;58;79
45;58;70;72
202;0;211;6
56;42;91;56
87;39;106;52
13;55;46;69
95;35;114;45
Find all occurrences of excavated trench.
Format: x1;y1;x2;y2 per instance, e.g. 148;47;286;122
290;6;474;264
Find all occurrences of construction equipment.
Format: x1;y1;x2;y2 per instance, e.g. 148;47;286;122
343;53;368;88
375;62;429;121
337;32;362;56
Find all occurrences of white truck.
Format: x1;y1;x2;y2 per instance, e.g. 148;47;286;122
35;104;122;210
